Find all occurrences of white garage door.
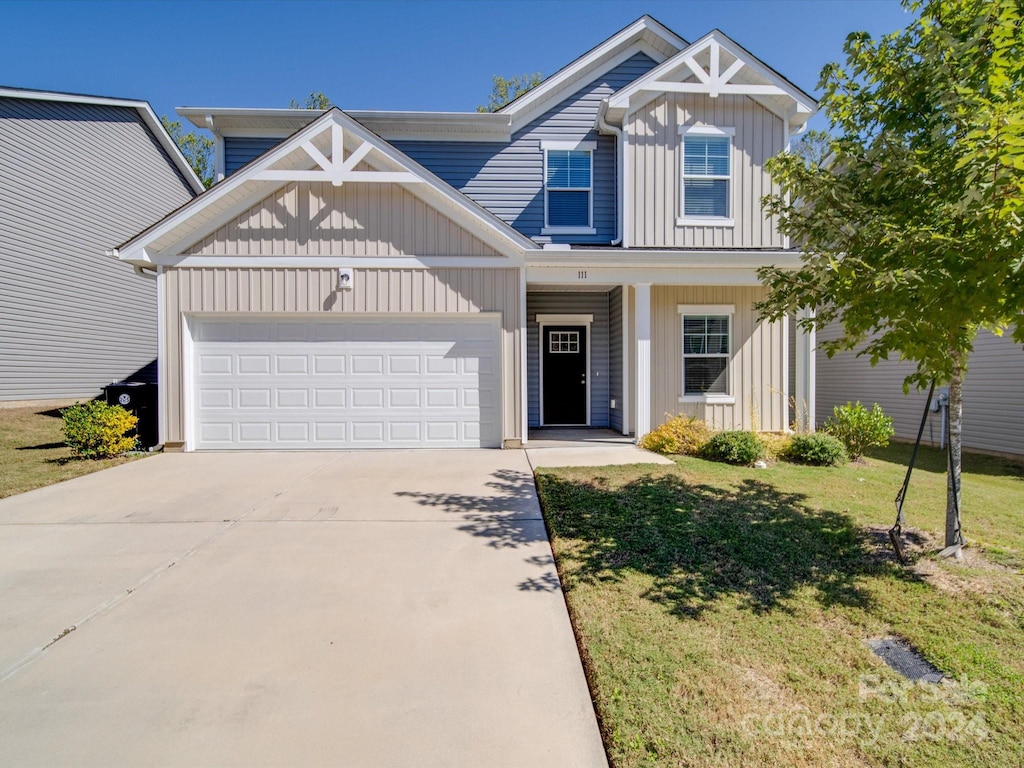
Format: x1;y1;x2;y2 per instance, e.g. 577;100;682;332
190;316;501;449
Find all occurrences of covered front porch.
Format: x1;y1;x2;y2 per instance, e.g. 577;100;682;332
524;272;817;444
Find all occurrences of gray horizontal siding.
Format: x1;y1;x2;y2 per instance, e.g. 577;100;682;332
0;97;196;400
816;323;1024;457
527;291;611;427
609;286;623;432
394;53;659;245
224;136;282;176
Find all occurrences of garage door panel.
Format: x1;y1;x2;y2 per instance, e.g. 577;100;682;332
275;355;308;375
313;355;346;374
238;389;271;408
199;354;233;375
238;355;270;375
276;389;309;408
192;317;501;449
276;422;309;442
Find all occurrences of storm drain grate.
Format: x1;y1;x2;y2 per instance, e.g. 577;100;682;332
867;637;944;683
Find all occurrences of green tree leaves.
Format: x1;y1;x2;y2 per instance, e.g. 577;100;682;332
757;0;1024;548
289;91;333;110
477;73;543;113
160;116;214;189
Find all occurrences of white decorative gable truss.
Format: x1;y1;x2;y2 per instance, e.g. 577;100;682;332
251;121;423;186
605;29;817;128
114;108;536;267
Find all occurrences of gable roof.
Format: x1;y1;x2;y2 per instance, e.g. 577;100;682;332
114;108;538;266
0;86;206;194
496;15;687;130
605;29;817;129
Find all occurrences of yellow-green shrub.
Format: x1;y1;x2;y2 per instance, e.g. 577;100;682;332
640;414;712;455
759;432;794;460
61;401;138;459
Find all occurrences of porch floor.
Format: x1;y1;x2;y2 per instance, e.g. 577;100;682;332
527;428;634;448
525;428;673;469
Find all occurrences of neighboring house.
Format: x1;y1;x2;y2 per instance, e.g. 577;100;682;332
114;16;818;451
0;87;203;404
817;324;1024;458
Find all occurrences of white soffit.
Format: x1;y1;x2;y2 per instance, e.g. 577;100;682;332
115;109;537;265
178;107;513;143
605;29;818;128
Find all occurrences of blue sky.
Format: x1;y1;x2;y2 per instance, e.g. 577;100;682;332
3;0;912;132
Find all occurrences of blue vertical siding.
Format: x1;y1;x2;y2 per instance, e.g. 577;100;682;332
394;52;658;245
224;136;282;175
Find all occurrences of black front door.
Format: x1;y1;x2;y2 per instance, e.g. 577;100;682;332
542;325;587;425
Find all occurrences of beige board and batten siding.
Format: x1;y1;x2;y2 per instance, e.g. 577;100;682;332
817;323;1024;458
186;181;503;258
162;268;523;447
651;286;786;432
628;93;785;248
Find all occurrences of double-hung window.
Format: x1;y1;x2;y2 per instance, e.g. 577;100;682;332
542;141;595;233
679;305;734;400
679;126;734;224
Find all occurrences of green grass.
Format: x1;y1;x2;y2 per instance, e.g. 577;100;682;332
0;405;143;499
536;444;1024;768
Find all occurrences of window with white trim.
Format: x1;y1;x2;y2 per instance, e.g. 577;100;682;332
680;127;733;220
680;309;732;396
544;145;593;230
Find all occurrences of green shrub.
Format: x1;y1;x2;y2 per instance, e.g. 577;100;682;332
823;401;895;460
640;414;712;455
701;430;765;465
784;432;849;466
61;401;138;459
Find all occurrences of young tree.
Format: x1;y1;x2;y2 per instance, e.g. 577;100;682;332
160;116;214;189
476;73;544;112
757;0;1024;554
290;91;333;109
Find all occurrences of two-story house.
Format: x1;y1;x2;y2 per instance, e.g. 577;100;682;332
112;16;817;451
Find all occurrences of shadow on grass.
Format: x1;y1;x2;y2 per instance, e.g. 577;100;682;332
537;473;920;618
15;442;66;451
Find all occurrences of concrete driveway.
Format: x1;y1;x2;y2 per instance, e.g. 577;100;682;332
0;451;607;768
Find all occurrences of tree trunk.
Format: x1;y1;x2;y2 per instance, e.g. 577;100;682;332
945;365;965;553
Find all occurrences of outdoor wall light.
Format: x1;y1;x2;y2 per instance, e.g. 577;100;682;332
338;267;354;291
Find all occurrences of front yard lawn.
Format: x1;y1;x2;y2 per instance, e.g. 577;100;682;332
0;405;142;499
536;444;1024;767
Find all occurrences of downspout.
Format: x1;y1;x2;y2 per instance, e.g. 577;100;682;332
596;100;623;246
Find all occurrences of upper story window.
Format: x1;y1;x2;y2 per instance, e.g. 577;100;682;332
679;126;735;226
678;304;735;403
542;141;596;235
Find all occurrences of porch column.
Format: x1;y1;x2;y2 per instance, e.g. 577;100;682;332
634;283;652;439
519;268;528;445
794;307;817;432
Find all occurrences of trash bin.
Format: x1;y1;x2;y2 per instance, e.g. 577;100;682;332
105;381;158;449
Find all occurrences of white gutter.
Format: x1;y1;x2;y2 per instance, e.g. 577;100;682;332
596;100;623;246
106;248;156;279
